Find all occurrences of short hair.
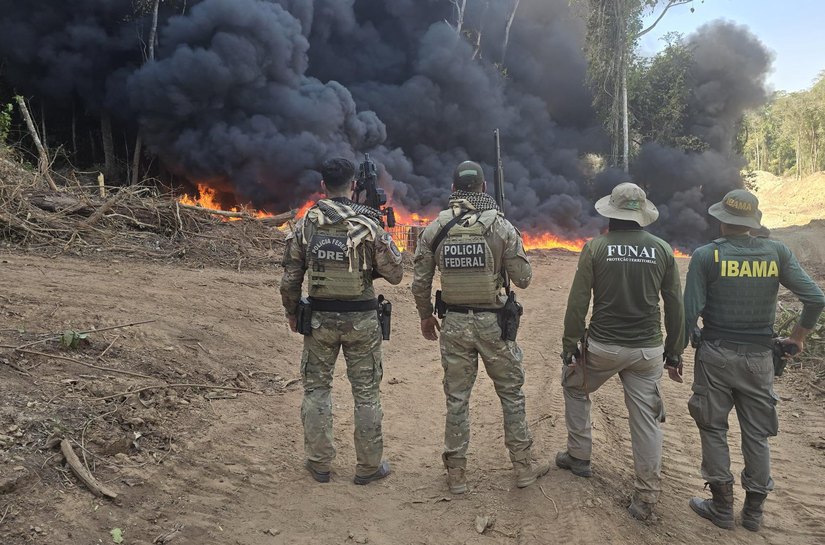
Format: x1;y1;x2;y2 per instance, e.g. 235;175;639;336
321;158;356;188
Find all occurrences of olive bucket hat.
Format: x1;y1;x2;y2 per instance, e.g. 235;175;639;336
595;182;659;227
708;189;763;230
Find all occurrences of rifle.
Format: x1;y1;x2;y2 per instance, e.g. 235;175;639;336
493;129;509;292
353;153;396;228
493;128;523;342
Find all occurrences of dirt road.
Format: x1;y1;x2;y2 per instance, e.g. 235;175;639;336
1;251;824;544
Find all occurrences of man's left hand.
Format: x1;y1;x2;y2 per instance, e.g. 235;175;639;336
664;353;683;383
288;315;298;333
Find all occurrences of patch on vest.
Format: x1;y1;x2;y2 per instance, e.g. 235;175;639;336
442;242;486;269
310;235;348;262
720;260;779;278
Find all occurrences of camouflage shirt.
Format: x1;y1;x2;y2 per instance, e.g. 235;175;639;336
280;210;404;317
412;208;532;321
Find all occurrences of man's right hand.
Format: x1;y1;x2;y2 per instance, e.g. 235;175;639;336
421;316;441;341
288;315;298;333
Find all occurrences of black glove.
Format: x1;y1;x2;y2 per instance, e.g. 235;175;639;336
561;348;581;366
663;352;683;379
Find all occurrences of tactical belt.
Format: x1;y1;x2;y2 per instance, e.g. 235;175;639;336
309;298;379;312
446;305;502;314
711;339;772;354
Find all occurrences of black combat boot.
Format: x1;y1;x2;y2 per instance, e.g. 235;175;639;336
689;482;735;530
741;491;768;532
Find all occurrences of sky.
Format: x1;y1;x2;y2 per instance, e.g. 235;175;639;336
640;0;824;92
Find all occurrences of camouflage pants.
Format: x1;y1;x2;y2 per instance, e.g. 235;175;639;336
690;341;777;495
439;310;532;469
301;310;384;477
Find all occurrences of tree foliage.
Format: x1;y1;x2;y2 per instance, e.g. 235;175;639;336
740;73;825;177
629;33;706;152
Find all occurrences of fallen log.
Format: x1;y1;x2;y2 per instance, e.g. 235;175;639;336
178;203;248;218
60;439;118;499
260;209;297;225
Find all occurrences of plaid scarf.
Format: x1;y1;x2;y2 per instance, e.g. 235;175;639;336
304;198;381;272
449;190;500;213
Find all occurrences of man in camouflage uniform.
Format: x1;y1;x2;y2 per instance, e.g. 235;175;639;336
559;183;685;521
281;158;404;485
412;160;549;494
684;189;825;531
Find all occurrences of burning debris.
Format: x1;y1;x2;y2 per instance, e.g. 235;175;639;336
0;1;773;249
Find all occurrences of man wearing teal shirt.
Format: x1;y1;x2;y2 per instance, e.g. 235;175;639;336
684;189;825;532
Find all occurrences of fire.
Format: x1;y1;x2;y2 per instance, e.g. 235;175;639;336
522;232;588;253
185;188;691;257
178;183;276;222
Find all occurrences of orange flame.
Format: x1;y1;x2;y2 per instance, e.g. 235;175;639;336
178;183;276;222
185;187;691;256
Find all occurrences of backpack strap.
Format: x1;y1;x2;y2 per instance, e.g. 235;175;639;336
430;211;470;253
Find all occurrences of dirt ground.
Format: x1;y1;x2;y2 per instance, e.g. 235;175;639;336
1;241;824;544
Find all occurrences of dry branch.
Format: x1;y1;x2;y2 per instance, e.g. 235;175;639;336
94;383;262;402
60;439;118;499
260;209;297;225
2;348;154;379
14;96;58;191
178;203;250;218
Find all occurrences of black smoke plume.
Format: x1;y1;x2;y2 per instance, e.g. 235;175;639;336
0;1;773;247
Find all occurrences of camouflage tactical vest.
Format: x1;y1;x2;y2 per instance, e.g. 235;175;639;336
436;211;501;306
703;237;781;338
306;220;371;299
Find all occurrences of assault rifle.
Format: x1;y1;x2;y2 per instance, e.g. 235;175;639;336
493;128;522;342
354;153;395;228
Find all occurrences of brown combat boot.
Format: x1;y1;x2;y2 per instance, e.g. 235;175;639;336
689;482;735;530
741;491;768;532
446;467;467;494
514;458;551;488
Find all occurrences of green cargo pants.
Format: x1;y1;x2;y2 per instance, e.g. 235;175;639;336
439;310;532;469
562;339;666;503
689;341;778;495
301;310;384;478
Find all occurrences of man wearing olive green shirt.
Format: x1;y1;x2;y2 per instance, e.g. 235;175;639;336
559;182;685;521
684;189;825;532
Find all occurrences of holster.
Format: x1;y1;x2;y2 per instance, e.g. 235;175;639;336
690;327;702;349
296;297;313;336
498;291;523;342
377;295;392;341
434;290;447;319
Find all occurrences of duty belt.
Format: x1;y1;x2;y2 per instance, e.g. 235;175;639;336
446;305;502;314
711;339;772;354
309;298;379;312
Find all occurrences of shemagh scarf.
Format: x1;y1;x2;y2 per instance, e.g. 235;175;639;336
448;190;500;225
304;198;382;272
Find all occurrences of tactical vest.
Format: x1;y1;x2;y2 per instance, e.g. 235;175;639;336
703;237;781;339
436;211;501;306
306;220;371;299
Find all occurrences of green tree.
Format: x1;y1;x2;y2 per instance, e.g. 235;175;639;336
584;0;698;171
